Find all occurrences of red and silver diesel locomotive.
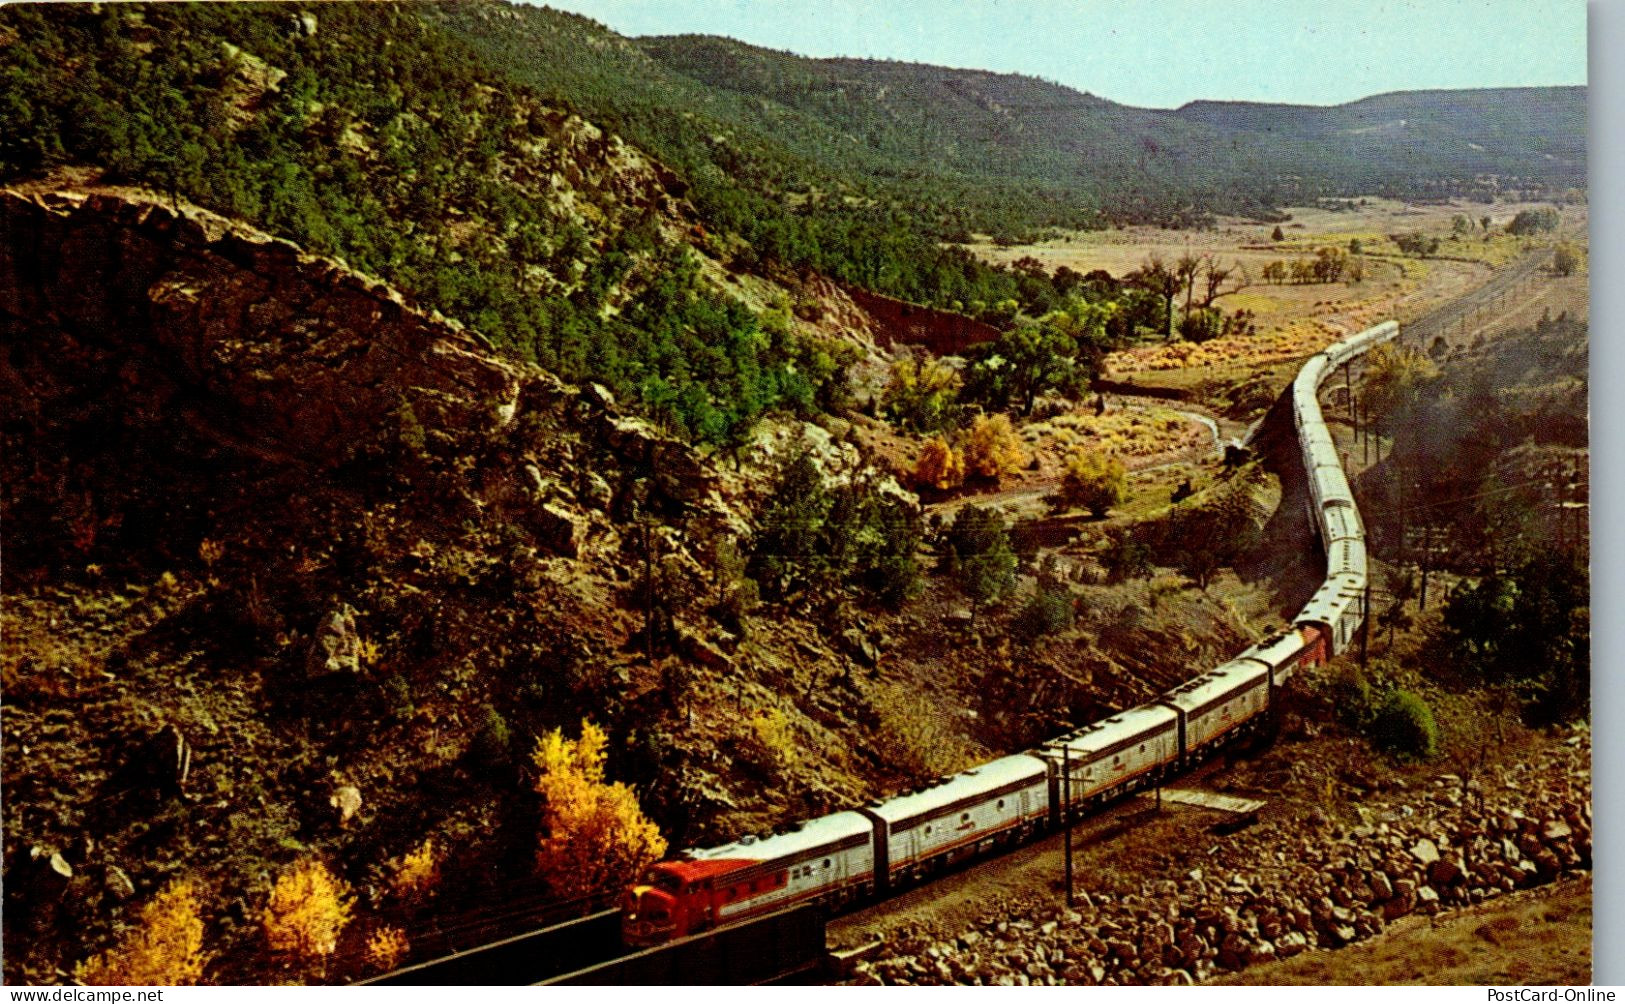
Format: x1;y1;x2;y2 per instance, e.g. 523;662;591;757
623;321;1400;947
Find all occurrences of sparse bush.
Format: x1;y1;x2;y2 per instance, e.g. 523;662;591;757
912;436;965;491
749;706;799;773
382;674;413;722
1369;688;1439;759
1179;307;1224;342
1399;232;1441;256
1326;663;1376;729
1553;242;1582;277
75;879;208;986
1059;449;1126;518
883;357;962;433
1507;207;1561;236
470;705;512;769
389;838;440;908
262;860;354;973
1148;574;1185;607
1099;530;1152;583
363;926;410;974
1012;586;1075;642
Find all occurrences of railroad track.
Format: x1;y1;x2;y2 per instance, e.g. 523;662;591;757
371;258;1556;982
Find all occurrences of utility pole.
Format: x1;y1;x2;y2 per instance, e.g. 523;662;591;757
1062;744;1074;907
1419;525;1431;610
1344;363;1352;432
1361;582;1372;668
1362;399;1370;465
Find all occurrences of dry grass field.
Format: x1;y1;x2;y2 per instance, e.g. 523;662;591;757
967;198;1586;387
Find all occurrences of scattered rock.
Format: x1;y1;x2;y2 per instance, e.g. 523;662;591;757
307;604;361;677
1409;838;1440;866
105;866;136;901
533;502;584;558
330;785;362;826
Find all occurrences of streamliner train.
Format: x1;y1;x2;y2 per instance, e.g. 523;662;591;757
621;321;1400;947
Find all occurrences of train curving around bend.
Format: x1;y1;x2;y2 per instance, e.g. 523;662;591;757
620;321;1401;947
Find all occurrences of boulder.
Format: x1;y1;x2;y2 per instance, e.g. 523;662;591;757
676;625;733;672
1409;838;1440;866
331;784;362;826
105;865;136;901
533;502;583;558
1429;856;1464;886
307;604;362;677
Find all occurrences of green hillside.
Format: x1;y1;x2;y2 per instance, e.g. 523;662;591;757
1174;87;1586;197
437;2;1583;227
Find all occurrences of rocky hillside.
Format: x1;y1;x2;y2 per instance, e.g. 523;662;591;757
0;183;1290;983
0;187;914;982
0;2;867;446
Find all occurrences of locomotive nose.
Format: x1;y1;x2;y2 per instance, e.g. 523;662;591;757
620;885;677;947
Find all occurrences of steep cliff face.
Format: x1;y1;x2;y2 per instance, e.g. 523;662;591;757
0;188;889;982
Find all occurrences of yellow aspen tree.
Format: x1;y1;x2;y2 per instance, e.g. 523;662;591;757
261;859;354;973
533;720;667;898
75;879;208;986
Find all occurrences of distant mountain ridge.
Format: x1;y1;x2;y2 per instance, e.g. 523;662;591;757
1174;86;1586;173
434;0;1585;306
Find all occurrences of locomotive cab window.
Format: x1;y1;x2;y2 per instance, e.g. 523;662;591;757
961;812;971;822
823;858;831;869
996;799;1006;810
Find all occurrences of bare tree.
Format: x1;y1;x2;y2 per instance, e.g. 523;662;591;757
1200;259;1251;308
1176;252;1202;316
1131;256;1180;339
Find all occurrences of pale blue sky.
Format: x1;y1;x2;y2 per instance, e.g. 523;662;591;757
529;0;1587;108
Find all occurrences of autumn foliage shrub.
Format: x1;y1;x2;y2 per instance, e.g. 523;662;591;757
363;926;411;974
75;879;208;986
261;860;354;973
389;838;441;908
533;720;668;899
963;413;1028;480
912;436;965;491
1060;449;1126;517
